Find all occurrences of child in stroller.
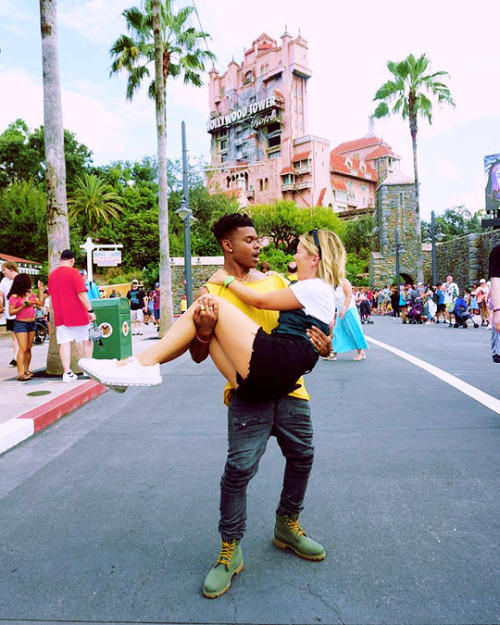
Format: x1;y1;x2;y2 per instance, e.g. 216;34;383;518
452;296;477;328
406;299;424;324
359;298;373;324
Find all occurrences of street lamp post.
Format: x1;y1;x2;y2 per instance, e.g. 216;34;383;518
394;230;404;294
429;211;445;285
175;198;197;306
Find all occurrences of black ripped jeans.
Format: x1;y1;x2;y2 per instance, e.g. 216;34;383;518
218;394;314;541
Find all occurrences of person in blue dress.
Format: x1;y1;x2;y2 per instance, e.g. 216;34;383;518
330;278;368;361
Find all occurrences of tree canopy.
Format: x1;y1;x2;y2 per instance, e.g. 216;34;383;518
374;53;455;282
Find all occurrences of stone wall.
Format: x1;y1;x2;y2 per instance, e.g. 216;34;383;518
433;229;500;288
371;229;500;289
170;263;221;312
371;178;419;286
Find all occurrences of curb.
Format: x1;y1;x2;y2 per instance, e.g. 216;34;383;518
0;380;107;455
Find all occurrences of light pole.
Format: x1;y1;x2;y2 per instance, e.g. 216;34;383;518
175;197;197;306
428;211;444;285
394;230;404;294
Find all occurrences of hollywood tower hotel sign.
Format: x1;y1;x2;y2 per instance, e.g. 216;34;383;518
206;32;332;207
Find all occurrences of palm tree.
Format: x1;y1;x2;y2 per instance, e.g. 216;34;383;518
373;53;455;282
40;0;73;374
110;0;215;335
68;173;124;234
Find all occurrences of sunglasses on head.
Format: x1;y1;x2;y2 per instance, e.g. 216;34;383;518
308;229;322;260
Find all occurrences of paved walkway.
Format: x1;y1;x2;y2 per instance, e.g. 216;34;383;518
1;316;498;624
0;323;160;455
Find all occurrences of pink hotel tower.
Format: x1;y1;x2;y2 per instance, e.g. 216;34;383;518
206;32;403;215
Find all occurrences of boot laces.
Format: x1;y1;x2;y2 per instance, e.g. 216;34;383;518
287;517;306;537
216;540;235;567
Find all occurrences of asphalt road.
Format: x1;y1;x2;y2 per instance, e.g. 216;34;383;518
1;317;499;625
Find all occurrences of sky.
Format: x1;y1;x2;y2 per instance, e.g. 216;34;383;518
1;0;500;222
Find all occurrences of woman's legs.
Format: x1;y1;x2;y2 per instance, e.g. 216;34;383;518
353;349;366;360
15;332;29;377
208;336;239;388
25;331;35;372
135;295;260;382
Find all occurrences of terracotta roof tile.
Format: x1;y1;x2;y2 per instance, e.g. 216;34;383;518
317;188;326;205
280;167;296;175
330;151;378;181
331;178;347;191
0;252;42;265
365;145;399;160
333;136;391;154
330;152;350;174
292;150;311;162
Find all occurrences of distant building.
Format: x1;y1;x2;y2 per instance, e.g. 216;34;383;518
0;253;42;275
207;31;406;220
207;32;329;208
207;31;420;285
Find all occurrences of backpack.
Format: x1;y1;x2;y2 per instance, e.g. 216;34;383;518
86;280;101;301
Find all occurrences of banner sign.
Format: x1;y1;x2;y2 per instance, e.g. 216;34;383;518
485;153;500;212
207;95;277;131
93;250;122;266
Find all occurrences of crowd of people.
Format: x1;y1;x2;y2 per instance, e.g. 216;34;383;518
349;275;494;328
0;256;162;381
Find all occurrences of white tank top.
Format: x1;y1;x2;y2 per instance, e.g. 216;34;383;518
334;284;356;311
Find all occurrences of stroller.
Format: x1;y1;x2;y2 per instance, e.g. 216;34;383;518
406;299;424;324
359;299;373;324
452;297;477;328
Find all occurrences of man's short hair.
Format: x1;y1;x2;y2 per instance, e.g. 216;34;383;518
1;261;18;272
210;213;254;243
60;249;75;260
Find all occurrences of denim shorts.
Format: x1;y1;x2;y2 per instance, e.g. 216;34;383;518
14;319;36;333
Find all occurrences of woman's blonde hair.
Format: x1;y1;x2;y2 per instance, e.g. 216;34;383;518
299;229;346;287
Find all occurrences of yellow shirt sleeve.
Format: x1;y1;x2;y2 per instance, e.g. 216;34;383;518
205;274;310;405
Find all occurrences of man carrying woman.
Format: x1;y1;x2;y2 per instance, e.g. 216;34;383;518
80;215;336;598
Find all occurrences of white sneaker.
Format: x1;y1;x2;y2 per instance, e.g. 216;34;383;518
78;357;161;389
62;371;78;383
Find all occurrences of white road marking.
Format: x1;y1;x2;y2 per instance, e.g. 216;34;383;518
366;336;500;415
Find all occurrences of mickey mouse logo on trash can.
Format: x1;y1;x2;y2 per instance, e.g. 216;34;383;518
122;320;130;336
98;322;113;338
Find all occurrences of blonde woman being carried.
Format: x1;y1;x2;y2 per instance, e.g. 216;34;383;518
79;230;345;401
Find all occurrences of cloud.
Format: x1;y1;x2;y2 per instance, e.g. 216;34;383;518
447;172;485;213
0;69;43;130
59;0;132;45
0;66;155;165
435;158;460;181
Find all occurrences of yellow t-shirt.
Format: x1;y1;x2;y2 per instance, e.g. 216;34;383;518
204;273;310;405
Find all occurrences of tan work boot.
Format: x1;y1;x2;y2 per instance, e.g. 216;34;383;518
203;539;244;598
273;513;325;561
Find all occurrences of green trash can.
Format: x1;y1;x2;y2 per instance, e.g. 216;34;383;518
92;297;132;360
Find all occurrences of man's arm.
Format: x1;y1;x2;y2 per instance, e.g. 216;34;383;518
491;277;500;333
189;287;218;363
77;292;96;322
210;270;300;311
306;324;332;358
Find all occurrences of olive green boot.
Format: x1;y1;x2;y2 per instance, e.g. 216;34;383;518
203;539;244;599
273;514;325;561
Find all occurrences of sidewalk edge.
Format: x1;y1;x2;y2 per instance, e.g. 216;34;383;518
18;380;108;433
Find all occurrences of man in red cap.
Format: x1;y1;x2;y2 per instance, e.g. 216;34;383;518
48;250;96;382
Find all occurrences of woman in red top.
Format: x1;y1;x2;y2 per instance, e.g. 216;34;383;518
8;274;44;381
